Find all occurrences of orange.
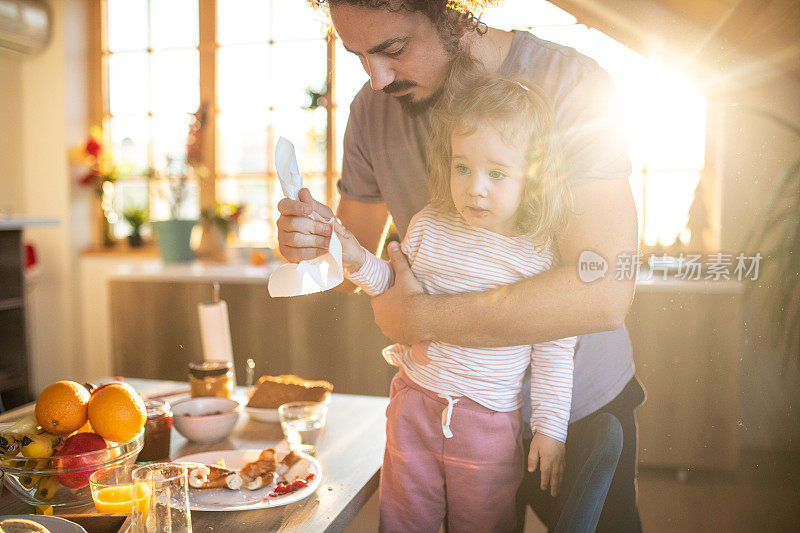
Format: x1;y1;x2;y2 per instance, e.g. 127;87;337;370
74;420;94;434
250;251;267;266
35;381;90;435
87;383;146;443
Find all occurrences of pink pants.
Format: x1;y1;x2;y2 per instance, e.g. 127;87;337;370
379;371;524;533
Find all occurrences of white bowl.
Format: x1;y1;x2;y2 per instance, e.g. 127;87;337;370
171;397;240;444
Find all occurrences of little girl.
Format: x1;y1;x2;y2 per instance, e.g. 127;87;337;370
335;56;576;532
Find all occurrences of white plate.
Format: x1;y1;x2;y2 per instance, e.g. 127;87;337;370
243;406;281;423
0;515;88;533
174;449;322;511
243;393;331;423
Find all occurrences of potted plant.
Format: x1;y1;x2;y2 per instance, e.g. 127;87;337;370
123;206;148;248
149;106;207;263
148;161;200;263
744;112;800;367
197;202;245;261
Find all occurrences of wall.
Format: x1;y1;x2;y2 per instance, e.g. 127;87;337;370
718;71;800;452
6;0;92;393
0;53;24;212
555;0;800;453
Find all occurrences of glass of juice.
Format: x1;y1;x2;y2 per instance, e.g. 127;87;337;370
138;400;173;463
89;464;151;516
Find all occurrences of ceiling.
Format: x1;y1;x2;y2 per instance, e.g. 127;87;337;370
552;0;800;88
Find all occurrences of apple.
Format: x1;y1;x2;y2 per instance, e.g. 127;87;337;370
52;432;108;489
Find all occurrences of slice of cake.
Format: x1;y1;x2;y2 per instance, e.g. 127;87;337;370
246;374;333;409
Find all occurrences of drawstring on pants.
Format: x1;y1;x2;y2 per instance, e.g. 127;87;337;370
437;393;459;438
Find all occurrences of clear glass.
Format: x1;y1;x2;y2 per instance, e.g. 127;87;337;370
150;50;200;114
278;401;328;455
89;464;151;515
131;463;192;533
642;171;703;246
110;115;150;176
218;110;269;174
334;38;369;171
151;113;194;169
108;53;149;115
271;0;327;42
271;107;327;175
150;0;198;50
217;0;269;45
271;41;327;111
107;0;148;52
111;179;149;239
217;45;271;112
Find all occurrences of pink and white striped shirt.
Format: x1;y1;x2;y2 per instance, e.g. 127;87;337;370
347;205;576;442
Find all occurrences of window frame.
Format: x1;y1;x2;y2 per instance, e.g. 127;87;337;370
90;0;339;248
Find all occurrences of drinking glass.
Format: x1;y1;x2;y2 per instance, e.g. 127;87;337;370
131;463;192;533
89;464;150;515
278;401;328;454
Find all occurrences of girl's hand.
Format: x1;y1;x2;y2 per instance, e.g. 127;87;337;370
528;432;566;497
333;220;367;271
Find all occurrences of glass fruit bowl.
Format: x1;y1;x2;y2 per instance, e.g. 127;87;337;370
0;423;144;509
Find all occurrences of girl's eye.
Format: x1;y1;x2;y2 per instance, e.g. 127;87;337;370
454;164;470;175
489;170;507;180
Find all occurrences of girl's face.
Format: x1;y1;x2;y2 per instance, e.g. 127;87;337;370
450;125;528;236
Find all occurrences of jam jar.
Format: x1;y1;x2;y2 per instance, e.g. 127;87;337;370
138;399;173;462
189;360;234;399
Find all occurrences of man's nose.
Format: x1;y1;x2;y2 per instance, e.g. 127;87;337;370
363;56;394;91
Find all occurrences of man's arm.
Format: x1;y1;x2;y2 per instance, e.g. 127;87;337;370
370;177;638;346
333;197;391;293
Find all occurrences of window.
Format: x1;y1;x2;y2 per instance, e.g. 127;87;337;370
483;0;708;249
99;0;367;245
104;0;201;229
100;0;706;250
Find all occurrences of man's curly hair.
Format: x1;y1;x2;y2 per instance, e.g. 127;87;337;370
308;1;501;50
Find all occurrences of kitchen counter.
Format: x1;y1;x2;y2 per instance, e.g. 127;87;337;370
0;217;59;229
108;260;278;284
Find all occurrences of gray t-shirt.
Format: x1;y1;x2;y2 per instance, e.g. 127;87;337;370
337;30;634;422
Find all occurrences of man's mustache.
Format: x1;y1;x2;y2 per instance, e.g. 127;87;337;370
382;80;417;95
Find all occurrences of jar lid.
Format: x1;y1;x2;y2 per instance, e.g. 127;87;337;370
189;360;232;378
145;399;172;417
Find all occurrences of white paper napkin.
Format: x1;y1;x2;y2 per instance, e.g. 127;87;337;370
268;137;343;297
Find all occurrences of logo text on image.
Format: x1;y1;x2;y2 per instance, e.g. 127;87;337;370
578;250;607;283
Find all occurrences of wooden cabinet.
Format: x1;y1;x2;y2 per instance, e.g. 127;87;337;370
109;273;396;397
0;228;31;409
626;280;743;471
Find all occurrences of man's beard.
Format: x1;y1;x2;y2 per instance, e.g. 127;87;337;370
384;31;461;117
396;88;444;116
382;79;436;116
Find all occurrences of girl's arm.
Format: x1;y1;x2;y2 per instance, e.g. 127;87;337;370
335;208;427;297
346;252;394;296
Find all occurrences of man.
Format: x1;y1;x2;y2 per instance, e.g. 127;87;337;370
278;1;644;530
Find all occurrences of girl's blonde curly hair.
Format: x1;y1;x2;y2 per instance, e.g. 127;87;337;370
427;53;573;247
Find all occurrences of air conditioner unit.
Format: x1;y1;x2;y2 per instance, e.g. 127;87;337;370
0;0;50;55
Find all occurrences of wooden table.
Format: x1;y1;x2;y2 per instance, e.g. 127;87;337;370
0;379;389;532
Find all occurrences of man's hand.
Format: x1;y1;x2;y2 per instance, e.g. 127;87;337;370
370;242;427;344
528;432;566;498
276;188;334;263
